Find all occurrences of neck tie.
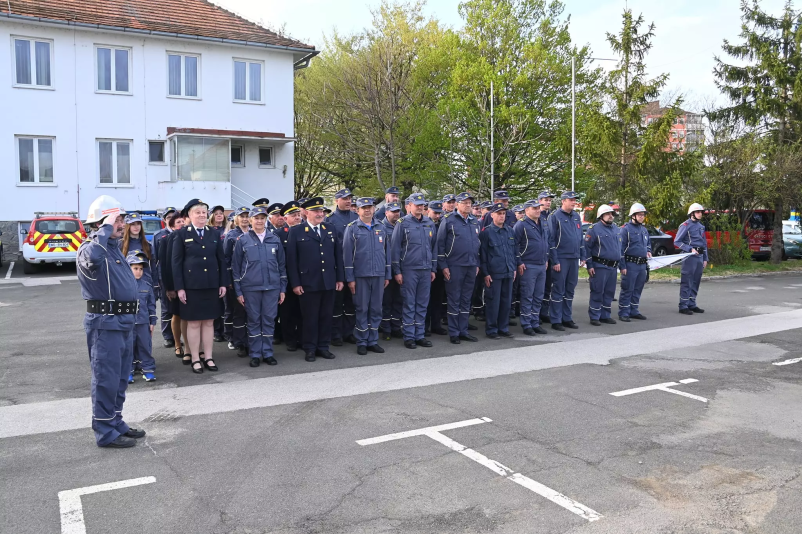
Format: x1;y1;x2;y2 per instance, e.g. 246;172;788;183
314;225;320;237
198;228;203;239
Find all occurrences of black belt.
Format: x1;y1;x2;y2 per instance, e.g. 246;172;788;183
592;256;618;268
86;300;139;314
624;255;648;265
694;246;706;253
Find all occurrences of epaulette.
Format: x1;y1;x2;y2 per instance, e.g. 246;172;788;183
347;221;355;226
321;224;326;229
681;221;688;226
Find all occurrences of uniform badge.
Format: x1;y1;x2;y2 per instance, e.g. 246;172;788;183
429;231;432;237
577;223;580;229
379;237;383;242
305;227;309;232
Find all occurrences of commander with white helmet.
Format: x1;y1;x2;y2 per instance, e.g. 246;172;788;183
674;203;708;315
77;195;146;448
582;204;624;326
618;203;652;322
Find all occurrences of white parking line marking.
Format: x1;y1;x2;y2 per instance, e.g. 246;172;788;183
4;262;13;279
773;357;802;366
358;419;603;522
745;286;765;290
58;477;156;534
610;378;708;403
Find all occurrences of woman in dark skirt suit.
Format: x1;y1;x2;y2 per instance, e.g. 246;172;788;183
171;199;229;374
160;211;189;363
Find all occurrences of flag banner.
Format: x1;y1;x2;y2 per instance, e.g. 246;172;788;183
648;252;693;271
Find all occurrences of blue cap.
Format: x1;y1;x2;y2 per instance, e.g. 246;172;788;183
252;198;270;207
512;204;525;213
493;190;510;200
249;206;268;217
480;200;493;209
356;197;375;208
126;251;148;265
385;186;401;194
442;194;456;202
266;203;284;215
334;188;353;199
428;201;443;212
124;213;141;224
233;206;250;217
227;212;235;221
385;201;402;212
538;191;555;200
456;192;474;202
561;191;580;200
523;199;541;209
406;193;427;205
491;202;507;213
160;207;177;219
297;198;310;205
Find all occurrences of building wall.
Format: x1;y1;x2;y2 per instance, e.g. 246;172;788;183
0;19;297;253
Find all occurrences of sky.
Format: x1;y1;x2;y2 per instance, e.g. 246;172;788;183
216;0;791;111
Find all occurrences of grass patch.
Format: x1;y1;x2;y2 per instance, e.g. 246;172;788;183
576;259;802;281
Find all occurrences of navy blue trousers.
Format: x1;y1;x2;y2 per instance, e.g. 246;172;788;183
354;277;383;347
519;263;547;329
588;265;617;320
619;262;647;317
225;290;247;349
444;265;476;336
485;274;513;335
471;271;485;317
679;254;704;309
131;323;155;372
300;289;335;352
243;289;279;360
381;280;402;335
401;269;431;341
541;260;552;319
159;293;173;341
223;289;235;341
549;260;579;324
279;290;302;348
85;328;133;446
333;287;356;341
426;271;446;331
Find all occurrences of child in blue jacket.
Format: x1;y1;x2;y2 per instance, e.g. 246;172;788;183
127;252;157;383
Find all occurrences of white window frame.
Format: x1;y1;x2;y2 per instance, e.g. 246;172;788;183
12;36;55;89
96;139;134;187
148;140;167;165
258;146;274;168
231;144;245;168
166;51;201;99
94;45;132;95
232;58;264;104
15;135;56;186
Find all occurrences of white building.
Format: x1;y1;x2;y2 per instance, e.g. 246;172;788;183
0;0;316;250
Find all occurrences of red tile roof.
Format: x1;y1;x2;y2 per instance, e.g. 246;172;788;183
2;0;315;51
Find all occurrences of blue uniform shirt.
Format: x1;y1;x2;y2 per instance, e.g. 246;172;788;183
151;227;170;288
232;230;287;296
583;222;623;269
326;208;359;242
514;216;549;266
134;277;157;326
481;209;517;229
621;222;651;258
390;213;438;274
547;208;586;264
223;226;245;272
436;211;480;270
343;219;392;282
479;223;517;277
77;224;138;331
674;218;708;261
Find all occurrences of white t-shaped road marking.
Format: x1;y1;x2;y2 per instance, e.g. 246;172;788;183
358;418;603;522
58;477;156;534
610;378;708;402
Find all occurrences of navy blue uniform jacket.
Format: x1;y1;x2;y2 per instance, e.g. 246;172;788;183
286;221;344;291
170;225;229;291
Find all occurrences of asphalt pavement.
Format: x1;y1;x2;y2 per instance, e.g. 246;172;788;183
1;273;801;533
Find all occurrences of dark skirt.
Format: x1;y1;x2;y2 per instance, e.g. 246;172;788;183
169;295;181;316
179;288;222;321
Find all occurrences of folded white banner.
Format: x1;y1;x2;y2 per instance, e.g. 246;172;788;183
648;252;693;271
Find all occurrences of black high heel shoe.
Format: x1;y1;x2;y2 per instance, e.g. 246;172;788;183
200;356;218;372
191;360;204;374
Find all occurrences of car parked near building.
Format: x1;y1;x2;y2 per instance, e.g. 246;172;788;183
20;212;86;274
783;220;802;259
136;211;164;244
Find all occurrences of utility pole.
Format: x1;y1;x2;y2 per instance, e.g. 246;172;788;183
571;56;575;192
490;80;494;201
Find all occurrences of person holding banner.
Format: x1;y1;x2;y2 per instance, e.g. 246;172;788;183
618;203;652;322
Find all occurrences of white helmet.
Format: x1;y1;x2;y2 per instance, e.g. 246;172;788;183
687;202;705;215
85;195;125;224
597;204;615;219
629;203;647;216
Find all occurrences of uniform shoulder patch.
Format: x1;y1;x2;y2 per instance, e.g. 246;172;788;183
321;224;326;229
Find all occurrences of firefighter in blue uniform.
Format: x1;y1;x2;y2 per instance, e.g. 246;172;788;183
674;203;708;315
343;197;391;355
425;200;448;336
471;200;494;321
442;193;457;215
583;204;623;326
374;186;404;222
222;210;237;345
223;206;250;356
437;191;480;344
287;197;344;362
152;207;177;347
618;203;651;321
480;202;517;338
326;188;359;345
511;204;525;315
514;199;549;335
480;190;517;228
391;193;437;349
232;206;287;367
274;201;304;352
538;191;555;323
77;195;145;448
265;203;285;343
379;201;404;340
547;191;586;330
126;251;157;383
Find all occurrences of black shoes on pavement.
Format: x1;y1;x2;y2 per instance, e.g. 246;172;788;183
358;346;368;355
163;340;175;348
562;321;579;329
305;352;316;362
367;344;385;353
415;338;432;347
600;318;617;325
690;307;704;313
631;314;647;320
590;320;601;326
486;333;500;339
100;435;137;448
551;323;565;331
451;336;461;344
533;326;548;335
679;309;694;315
459;334;478;342
404;340;418;349
263;357;277;365
316;349;336;359
124;428;146;439
618;316;631;322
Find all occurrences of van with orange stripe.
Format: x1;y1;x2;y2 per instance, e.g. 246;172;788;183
21;212;87;274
